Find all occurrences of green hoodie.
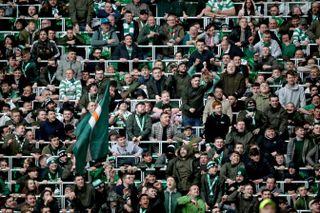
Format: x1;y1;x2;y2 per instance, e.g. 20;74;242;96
177;195;206;213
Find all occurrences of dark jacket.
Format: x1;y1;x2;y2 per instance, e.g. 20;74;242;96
227;191;259;213
126;112;152;140
137;24;161;45
253;55;280;72
165;72;192;98
2;134;36;156
200;174;225;207
167;146;200;193
204;113;230;142
30;39;60;60
112;43;143;72
237;109;267;132
72;183;96;211
38;119;66;141
181;81;213;118
245;157;275;181
257;134;286;163
39;65;60;86
21;59;39;84
225;130;254;153
117;19;140;41
69;0;94;25
188;50;214;72
217;72;246;98
146;76;167;99
164;189;181;213
265;105;288;134
221;44;244;58
228;26;252;48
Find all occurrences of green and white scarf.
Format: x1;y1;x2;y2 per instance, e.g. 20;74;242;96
123;21;134;36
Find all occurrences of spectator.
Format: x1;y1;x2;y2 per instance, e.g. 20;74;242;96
149;112;177;152
56;48;82;81
264;95;288;136
167;145;200;194
173;125;202;147
91;18;119;50
96;2;121;20
287;126;314;167
245;148;275;184
238;0;260;16
30;29;60;62
163;176;181;213
57;28;86;47
69;0;93;32
2;123;35;156
279;71;306;108
110;131;143;165
309;198;320;213
294;186;314;210
68;175;96;211
200;161;224;210
225;120;254;153
217;61;246;98
21;48;38;85
18;192;37;211
112;34;143;72
204;100;230;141
227;184;259;213
220;39;245;58
252;30;282;58
58;69;82;106
204;0;236;17
117;10;139;41
181;75;213;126
19;20;37;48
253;46;280;73
188;39;215;72
177;185;206;213
257;127;286;163
258;177;282;197
197;23;219;51
38;110;65;141
203;88;233;123
292;19;310;52
114;173;138;212
252;82;271;112
126;102;152;142
220;151;245;184
146;67;167;100
41;135;65;156
125;0;151;17
158;14;184;58
137;16;161;46
229;17;253;48
39;58;60;88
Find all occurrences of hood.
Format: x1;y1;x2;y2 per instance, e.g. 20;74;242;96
176;145;192;160
285;84;299;91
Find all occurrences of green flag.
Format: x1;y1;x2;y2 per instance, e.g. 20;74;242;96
73;81;110;174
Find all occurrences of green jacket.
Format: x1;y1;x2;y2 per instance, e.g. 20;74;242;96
126;112;152;140
164;190;182;213
69;0;94;25
0;178;10;196
252;93;271;112
177;196;205;213
294;196;314;210
165;72;192;99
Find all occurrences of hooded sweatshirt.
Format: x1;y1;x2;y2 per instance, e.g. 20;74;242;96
279;84;306;108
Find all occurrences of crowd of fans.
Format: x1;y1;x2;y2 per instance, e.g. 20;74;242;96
1;0;320;212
